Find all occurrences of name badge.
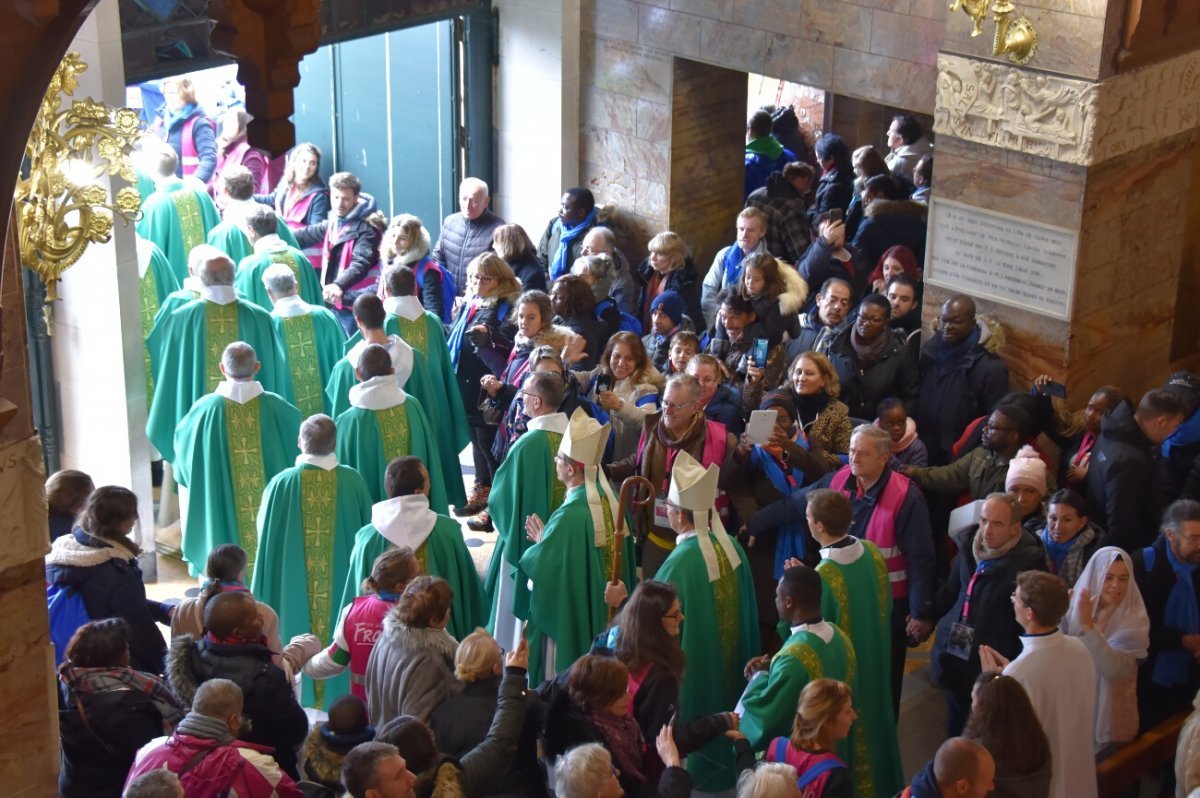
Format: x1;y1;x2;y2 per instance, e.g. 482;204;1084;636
946;621;975;661
653;499;673;529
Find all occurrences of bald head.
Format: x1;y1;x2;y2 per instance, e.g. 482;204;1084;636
193;246;236;286
939;295;979;346
356;344;394;381
933;737;994;798
203;591;259;639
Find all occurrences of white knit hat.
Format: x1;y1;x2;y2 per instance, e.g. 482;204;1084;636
1005;445;1048;495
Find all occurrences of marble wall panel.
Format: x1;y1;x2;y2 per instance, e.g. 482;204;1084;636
582;0;640;42
832;48;937;111
941;7;1106;80
871;7;942;65
639;5;703;57
932;145;1085;231
667;0;737;23
697;19;771;74
582;88;638;138
908;0;947;21
636;99;671;140
760;35;835;89
635;177;668;220
584;37;673;104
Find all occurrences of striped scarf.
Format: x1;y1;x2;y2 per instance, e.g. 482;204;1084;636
61;665;186;732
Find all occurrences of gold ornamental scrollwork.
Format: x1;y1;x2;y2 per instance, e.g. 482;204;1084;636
949;0;1038;66
14;51;143;330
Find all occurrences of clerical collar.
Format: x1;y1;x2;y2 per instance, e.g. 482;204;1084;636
790;619;833;643
350;375;407;411
216;380;263;404
384;295;424;321
1022;627;1059;639
201;285;237;305
182;276;203;295
819;536;863;565
296;453;338;471
527;412;569;434
372;494;436;550
271;294;309;318
253;234;286;254
675;528;698;545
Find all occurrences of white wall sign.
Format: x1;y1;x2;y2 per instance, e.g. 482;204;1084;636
924;198;1079;321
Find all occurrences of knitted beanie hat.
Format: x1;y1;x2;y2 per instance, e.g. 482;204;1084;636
1005;445;1047;495
650;290;686;326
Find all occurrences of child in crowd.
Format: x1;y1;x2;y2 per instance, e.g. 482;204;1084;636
303;548;421;701
643;291;689;373
301;694;376;793
667;330;701;376
875;397;927;468
738;253;806;347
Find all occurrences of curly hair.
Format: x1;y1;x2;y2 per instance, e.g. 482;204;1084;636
963;673;1051;778
551;275;596;320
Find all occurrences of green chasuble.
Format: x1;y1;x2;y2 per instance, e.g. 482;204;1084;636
173;387;301;576
333;388;449;513
817;540;903;798
340;500;487;642
484;419;567;634
136;177;221;283
146;296;289;463
657;532;760;792
207;217;300;266
251;460;372;708
235;244;324;310
269;303;346;418
518;484;637;683
347;303;471;454
137;238;181;402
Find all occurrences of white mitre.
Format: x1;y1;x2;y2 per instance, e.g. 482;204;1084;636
558;407;619;546
668;450;741;582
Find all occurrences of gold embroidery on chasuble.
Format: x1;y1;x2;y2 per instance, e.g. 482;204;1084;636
281;315;323;416
817;561;852;637
865;542;891;624
711;540;739;678
300;466;338;707
205;302;240;391
773;640;822;680
597;490;616;581
396;316;428;358
377;404;411;459
225;398;266;573
545;432;566;512
268;250;303;282
173;189;205;252
140;270;158;400
414;540;430;574
837;625;873;797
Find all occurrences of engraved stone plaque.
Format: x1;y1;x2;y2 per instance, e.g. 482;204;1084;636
925;198;1078;321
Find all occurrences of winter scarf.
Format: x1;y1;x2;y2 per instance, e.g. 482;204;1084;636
932;325;982;372
61;665;185;733
642;412;707;493
551;209;598;280
973;526;1023;563
793;391;831;430
849;327;889;366
176;710;236;744
878;417;919;454
589;709;646;788
1040;524;1095;585
1153;542;1200;687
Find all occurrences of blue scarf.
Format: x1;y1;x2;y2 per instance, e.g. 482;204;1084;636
721;243;749;287
932;325;981;373
750;434;810;577
550;208;598;280
447;298;487;369
1040;530;1073;574
1153;542;1200;687
163;102;199;133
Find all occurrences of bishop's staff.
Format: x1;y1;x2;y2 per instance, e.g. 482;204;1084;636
610;475;655;620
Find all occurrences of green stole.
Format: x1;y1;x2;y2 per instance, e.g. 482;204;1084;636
225;397;267;572
140;269;160;401
298;466;337;707
173;189;206;256
279;314;325;417
205;302;241;391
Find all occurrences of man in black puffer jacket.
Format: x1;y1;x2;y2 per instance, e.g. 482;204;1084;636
432;177;506;295
166;591;308;778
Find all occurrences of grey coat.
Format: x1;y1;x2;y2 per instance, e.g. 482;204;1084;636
432;209;506;292
365;617;459;729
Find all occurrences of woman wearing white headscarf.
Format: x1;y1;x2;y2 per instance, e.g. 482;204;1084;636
1061;546;1151;749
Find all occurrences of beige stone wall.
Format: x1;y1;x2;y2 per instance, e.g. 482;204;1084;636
579;0;947;253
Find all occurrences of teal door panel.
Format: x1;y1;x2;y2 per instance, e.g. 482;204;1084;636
294;47;336;185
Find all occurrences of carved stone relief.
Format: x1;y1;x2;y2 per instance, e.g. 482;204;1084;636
934;54;1098;166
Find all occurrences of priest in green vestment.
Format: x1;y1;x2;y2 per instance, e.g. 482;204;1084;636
251;414;372;709
173;342;301;576
656;450;759;793
262;265;345;419
519;408;637;682
146;247;289;463
807;488;904;798
205;166;301;266
378;266;471;456
340;455;486;643
483;371;569;649
737;565;859;783
135;145;220;283
234;205;323;310
334;344;449;513
137;236;180;403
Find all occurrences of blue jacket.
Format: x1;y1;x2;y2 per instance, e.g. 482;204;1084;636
158;106;217;184
705;383;744;435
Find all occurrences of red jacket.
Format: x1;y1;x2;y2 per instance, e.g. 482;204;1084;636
125;733;302;798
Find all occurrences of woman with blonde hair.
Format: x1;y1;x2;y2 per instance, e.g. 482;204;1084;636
763;679;853;797
635;231;703;333
846;145;890;239
493;223;548;293
449;253;521;518
381;213;454;323
364;575;458;727
568;330;664;462
786;351;853;472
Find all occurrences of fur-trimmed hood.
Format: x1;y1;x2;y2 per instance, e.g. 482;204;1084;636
775;261;809;317
302;724;357;788
414;758;465;798
166;634;201;710
45;529;136;568
865;197;928;221
514;322;574;353
391;226;433;266
380;615;459;662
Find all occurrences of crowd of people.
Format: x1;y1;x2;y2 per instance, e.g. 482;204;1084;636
41;93;1200;798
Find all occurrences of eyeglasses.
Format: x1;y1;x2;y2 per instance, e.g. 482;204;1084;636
662;610;684;621
983;422;1015;434
663;399;697;411
1010;592;1024;605
519;390;540;402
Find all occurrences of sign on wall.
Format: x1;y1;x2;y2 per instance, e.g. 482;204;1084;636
924;198;1079;321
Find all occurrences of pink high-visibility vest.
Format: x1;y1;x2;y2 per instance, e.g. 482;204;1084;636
829;466;910;599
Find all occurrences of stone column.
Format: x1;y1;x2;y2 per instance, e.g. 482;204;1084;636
925;40;1200;400
49;0;156;570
